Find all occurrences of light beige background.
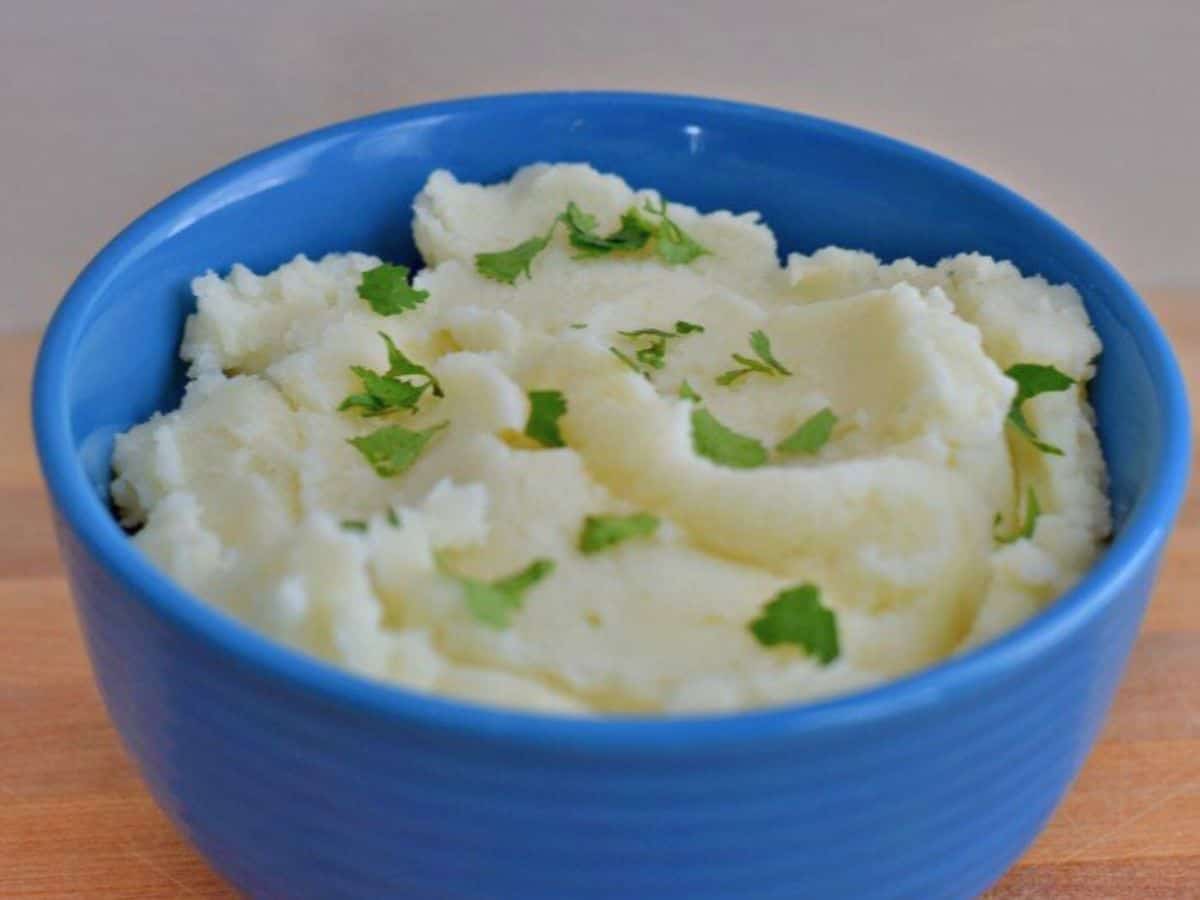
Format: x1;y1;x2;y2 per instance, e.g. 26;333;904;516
4;0;1197;333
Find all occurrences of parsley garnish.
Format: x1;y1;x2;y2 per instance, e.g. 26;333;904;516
357;264;429;316
1005;363;1076;455
338;333;443;417
690;407;767;468
609;345;647;376
473;197;710;283
560;201;597;235
716;330;792;385
776;408;838;456
748;584;839;664
525;390;568;448
617;320;705;372
564;203;656;258
475;202;602;283
443;558;556;628
641;198;710;265
475;227;556;285
347;421;447;477
995;487;1042;544
579;512;660;554
339;367;425;417
378;333;444;396
679;379;702;402
341;519;368;532
618;328;675;371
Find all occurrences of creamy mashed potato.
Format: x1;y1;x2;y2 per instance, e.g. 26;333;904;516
111;164;1110;714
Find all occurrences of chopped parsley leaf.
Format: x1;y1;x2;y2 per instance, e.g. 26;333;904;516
561;202;657;259
475;197;709;282
1005;363;1075;455
338;332;442;417
716;330;792;385
339;366;426;417
340;519;368;532
690;407;767;468
995;487;1042;544
609;345;647;376
617;320;705;371
641;197;710;265
776;408;838;455
379;333;444;397
475;228;555;285
748;584;839;664
579;512;660;554
566;205;655;258
357;263;429;316
560;201;597;235
525;390;568;448
444;558;556;628
618;329;674;370
347;421;447;478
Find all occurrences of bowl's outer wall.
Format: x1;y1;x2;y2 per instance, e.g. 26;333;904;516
62;516;1160;900
38;95;1188;899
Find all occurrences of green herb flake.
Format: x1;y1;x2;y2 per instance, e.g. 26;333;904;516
567;206;656;258
338;367;426;417
569;322;588;330
475;196;708;283
776;408;838;456
379;333;444;397
525;390;568;448
679;379;702;402
448;558;557;628
340;519;368;533
995;487;1042;544
357;264;429;316
748;584;839;664
338;332;442;417
385;508;401;527
717;330;792;385
619;330;672;370
610;345;648;377
579;512;661;554
642;198;710;265
616;320;705;372
560;201;597;235
749;330;791;375
347;421;448;478
475;229;554;285
1005;363;1076;456
690;407;767;469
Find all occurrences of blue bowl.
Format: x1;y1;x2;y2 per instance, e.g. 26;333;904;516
33;93;1190;900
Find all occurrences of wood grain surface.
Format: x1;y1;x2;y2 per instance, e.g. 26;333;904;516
3;293;1197;898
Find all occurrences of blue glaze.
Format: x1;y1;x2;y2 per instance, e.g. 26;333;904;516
32;93;1191;899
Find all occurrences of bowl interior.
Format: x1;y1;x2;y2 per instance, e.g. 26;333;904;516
49;93;1177;615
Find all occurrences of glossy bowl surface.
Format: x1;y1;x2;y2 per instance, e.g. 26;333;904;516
33;92;1191;900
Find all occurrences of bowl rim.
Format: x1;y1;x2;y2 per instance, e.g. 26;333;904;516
32;90;1192;754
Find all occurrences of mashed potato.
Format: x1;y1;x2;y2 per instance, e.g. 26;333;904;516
111;164;1110;714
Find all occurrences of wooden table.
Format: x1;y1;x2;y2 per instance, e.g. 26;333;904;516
3;295;1197;898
